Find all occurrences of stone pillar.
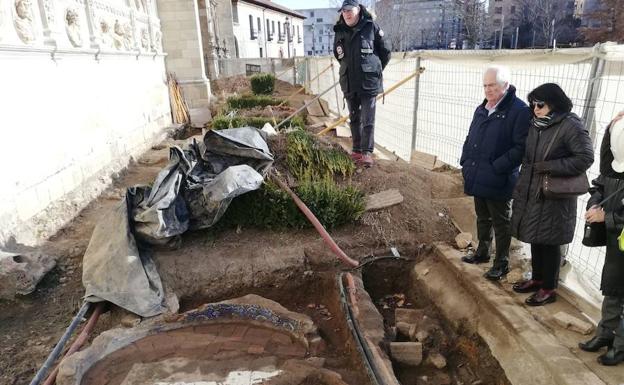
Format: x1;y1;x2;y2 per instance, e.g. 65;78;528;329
156;0;211;109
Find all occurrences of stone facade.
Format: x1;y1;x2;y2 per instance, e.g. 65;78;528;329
0;0;171;247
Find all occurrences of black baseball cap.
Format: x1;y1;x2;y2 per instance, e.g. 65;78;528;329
338;0;359;12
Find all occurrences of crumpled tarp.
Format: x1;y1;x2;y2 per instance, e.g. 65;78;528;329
82;127;274;317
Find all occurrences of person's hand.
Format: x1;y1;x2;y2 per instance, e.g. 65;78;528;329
585;206;606;223
613;110;624;124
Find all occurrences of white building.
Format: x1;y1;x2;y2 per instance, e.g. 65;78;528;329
296;8;339;56
225;0;305;58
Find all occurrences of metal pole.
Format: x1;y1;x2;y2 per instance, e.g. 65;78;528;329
550;18;555;48
293;57;297;85
498;14;504;49
331;58;342;115
410;56;422;156
515;27;519;49
581;54;606;143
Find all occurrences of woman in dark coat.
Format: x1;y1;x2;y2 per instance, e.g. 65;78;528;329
511;83;594;306
579;110;624;366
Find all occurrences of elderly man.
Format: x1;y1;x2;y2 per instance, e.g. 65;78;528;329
333;0;391;167
460;66;531;281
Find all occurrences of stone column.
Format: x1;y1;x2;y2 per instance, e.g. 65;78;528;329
156;0;211;110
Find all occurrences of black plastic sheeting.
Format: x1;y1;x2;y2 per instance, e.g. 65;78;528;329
82;127;274;317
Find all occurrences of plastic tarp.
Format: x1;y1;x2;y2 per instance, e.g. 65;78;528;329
82;127;273;317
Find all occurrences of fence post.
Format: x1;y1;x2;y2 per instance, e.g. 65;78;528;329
293;57;297;85
271;59;276;76
331;58;342;115
410;55;422;158
305;57;311;92
581;54;606;143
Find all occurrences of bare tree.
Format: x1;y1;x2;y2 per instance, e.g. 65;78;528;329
513;0;579;47
453;0;487;47
581;0;624;44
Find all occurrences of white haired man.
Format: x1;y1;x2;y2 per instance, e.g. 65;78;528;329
460;66;531;280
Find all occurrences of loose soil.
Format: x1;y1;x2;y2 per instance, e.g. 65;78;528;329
362;258;511;385
0;79;462;385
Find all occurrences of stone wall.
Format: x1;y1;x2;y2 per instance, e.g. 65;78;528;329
0;0;171;246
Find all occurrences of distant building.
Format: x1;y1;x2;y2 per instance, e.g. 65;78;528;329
214;0;305;59
296;8;339;56
376;0;461;50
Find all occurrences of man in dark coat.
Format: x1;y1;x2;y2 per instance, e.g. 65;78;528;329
580;111;624;366
333;0;391;167
460;66;531;280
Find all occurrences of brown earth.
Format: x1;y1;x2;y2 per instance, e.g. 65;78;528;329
0;79;462;385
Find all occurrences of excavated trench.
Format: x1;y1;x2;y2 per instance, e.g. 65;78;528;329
57;253;510;385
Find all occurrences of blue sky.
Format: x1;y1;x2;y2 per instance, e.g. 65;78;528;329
273;0;337;10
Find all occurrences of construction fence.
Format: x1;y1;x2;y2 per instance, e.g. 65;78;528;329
216;45;624;309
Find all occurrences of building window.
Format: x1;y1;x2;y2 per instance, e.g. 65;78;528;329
232;3;239;23
318;36;322;42
257;17;261;34
260;47;263;57
267;19;271;40
494;7;503;14
278;21;282;41
510;5;516;14
493;19;501;27
308;50;312;55
249;15;256;39
310;11;314;17
316;18;323;22
272;20;275;34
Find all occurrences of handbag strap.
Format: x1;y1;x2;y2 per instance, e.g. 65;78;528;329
598;183;624;206
542;122;564;162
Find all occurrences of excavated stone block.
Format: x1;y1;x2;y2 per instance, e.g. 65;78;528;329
390;342;423;366
427;352;447;369
395;308;425;325
552;312;594;335
0;249;57;299
455;232;473;249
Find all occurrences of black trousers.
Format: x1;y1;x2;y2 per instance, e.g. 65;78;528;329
346;93;377;154
530;243;562;290
474;197;512;268
596;296;624;350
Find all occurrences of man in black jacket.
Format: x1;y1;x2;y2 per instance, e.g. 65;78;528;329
333;0;391;167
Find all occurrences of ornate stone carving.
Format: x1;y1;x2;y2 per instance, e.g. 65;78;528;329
65;8;83;47
42;0;55;25
151;29;161;53
111;19;133;50
140;28;148;51
99;19;113;48
14;0;36;44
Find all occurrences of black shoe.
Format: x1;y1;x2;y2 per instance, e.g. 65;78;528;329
579;336;614;352
484;265;509;281
597;347;624;366
525;289;556;306
512;279;542;293
461;251;490;264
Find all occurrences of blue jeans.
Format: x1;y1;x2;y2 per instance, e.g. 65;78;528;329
347;94;377;154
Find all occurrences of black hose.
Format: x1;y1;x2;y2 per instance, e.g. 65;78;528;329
28;301;92;385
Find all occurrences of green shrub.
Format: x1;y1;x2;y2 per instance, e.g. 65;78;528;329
219;179;364;230
212;115;305;130
286;130;354;180
226;94;285;110
250;73;276;95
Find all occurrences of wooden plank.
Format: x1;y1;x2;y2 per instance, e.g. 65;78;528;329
365;189;404;211
305;98;326;117
335;124;352;138
410;150;437;170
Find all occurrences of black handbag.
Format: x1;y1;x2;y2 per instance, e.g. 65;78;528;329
582;185;624;247
540;123;590;199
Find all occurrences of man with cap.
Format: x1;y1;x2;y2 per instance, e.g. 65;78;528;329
333;0;391;167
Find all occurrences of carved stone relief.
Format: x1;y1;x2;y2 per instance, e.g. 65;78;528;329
140;28;148;51
151;29;161;53
99;18;113;48
14;0;36;44
42;0;55;25
65;8;83;47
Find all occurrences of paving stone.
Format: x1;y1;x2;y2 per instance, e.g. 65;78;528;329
552;312;594;335
427;352;447;369
390;342;423;366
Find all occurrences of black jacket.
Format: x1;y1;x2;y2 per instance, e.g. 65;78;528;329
460;86;531;200
333;6;391;97
587;125;624;297
511;112;594;245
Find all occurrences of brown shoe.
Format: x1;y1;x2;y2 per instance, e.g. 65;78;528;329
360;154;374;168
525;289;556;306
512;279;542;293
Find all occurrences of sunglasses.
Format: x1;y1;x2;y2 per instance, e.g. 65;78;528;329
531;101;546;110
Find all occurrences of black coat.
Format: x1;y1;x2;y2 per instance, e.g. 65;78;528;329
587;125;624;297
333;6;391;97
460;86;531;200
511;112;594;245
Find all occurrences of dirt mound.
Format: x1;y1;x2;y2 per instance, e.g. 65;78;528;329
236;105;297;119
211;75;250;95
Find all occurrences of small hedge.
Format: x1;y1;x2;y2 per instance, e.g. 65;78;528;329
212;115;305;130
286;130;355;180
219;179;364;230
251;73;276;95
226;94;286;110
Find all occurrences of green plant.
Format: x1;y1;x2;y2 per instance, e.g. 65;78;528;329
212;115;305;130
250;73;276;95
286;130;354;180
219;178;364;230
226;94;285;110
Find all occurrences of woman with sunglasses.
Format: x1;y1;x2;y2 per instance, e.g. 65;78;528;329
510;83;594;306
579;110;624;366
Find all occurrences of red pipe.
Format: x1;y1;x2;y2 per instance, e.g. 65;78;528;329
41;302;106;385
273;176;359;268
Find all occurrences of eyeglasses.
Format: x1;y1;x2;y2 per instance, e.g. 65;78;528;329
531;101;546;110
